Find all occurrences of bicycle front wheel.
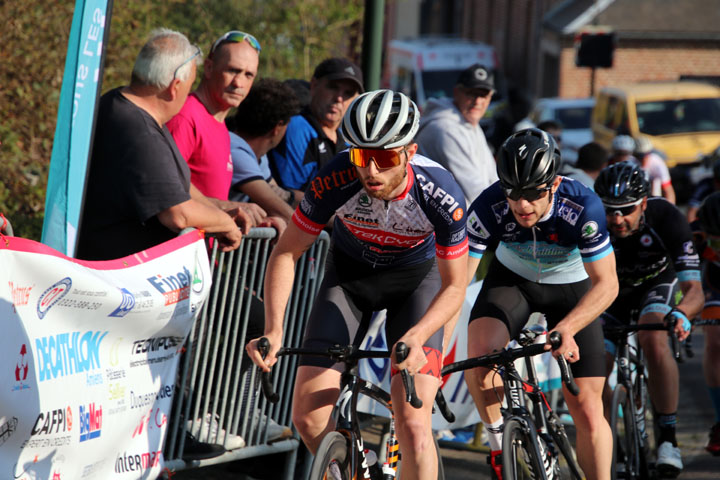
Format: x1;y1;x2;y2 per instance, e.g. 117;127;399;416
502;418;545;480
309;431;352;480
610;385;640;480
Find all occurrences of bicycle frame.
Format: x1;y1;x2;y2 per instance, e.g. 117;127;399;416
333;361;398;479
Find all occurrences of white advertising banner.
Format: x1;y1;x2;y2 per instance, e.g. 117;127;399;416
0;230;211;479
358;282;561;430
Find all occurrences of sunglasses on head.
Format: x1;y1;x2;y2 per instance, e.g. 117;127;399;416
604;202;640;217
210;30;261;56
349;148;406;169
173;45;202;80
503;186;552;202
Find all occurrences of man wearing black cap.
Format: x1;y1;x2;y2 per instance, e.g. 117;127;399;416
268;57;363;203
415;63;498;204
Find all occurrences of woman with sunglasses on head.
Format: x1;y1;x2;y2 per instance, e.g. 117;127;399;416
464;128;618;480
594;161;703;477
246;90;468;480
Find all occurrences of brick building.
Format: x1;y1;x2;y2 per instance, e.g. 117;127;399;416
386;0;720;100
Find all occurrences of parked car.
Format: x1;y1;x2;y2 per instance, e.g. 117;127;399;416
522;97;595;165
592;81;720;202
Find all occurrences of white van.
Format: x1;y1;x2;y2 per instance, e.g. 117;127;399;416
382;37;507;135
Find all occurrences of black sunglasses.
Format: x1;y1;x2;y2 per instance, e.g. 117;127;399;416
604;203;639;217
503;186;552;202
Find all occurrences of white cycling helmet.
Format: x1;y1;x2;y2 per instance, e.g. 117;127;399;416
342;89;420;149
634;135;653;155
612;135;635;153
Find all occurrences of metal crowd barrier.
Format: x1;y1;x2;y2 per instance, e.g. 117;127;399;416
163;227;330;478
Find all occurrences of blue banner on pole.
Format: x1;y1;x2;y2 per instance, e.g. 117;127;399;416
41;0;111;256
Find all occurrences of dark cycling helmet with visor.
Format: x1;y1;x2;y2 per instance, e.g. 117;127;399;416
698;191;720;237
497;128;560;201
342;90;420;170
594;161;649;216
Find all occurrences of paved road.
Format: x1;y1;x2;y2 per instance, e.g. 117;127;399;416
170;330;719;479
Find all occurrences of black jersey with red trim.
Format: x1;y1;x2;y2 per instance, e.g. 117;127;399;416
293;151;468;268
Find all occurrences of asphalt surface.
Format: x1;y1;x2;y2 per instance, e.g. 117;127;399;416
168;330;720;479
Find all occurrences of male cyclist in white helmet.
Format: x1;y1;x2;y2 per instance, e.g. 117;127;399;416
247;89;469;479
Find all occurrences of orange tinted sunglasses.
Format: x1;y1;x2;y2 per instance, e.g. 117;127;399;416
349;148;406;169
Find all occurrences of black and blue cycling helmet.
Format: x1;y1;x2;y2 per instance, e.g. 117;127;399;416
497;128;560;190
594;161;650;206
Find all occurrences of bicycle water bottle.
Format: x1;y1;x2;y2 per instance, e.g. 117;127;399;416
363;449;383;479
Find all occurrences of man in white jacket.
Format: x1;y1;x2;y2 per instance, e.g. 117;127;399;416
415;64;499;204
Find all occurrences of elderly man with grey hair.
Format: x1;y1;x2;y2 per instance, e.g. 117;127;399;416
77;28;250;260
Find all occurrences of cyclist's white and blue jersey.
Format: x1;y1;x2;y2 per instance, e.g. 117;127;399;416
293;152;468;268
466;177;612;284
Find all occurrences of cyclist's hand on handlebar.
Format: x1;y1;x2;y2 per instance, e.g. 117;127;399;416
246;334;282;372
665;308;692;341
392;336;427;375
547;325;580;363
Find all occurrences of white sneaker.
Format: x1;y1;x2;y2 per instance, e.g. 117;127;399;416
253;412;292;441
186;414;245;450
656;441;682;477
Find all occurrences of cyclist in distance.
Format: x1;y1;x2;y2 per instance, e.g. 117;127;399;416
246;89;469;479
464;127;618;480
690;191;720;456
594;161;703;477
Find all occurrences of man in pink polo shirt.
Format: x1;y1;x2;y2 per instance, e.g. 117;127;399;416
168;31;282;231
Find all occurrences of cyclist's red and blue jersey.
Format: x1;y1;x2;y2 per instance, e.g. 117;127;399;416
466;177;612;284
293;152;468;267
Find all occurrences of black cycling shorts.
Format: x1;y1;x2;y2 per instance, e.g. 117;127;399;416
469;258;605;378
299;246;444;378
601;269;681;352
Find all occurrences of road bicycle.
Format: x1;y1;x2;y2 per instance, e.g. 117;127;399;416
258;338;453;480
603;318;680;480
441;328;583;480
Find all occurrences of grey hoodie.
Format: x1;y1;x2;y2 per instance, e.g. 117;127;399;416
415;97;498;205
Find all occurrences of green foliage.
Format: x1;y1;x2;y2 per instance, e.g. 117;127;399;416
0;0;364;241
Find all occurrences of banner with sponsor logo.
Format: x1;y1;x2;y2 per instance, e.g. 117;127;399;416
357;282;561;430
0;230;210;479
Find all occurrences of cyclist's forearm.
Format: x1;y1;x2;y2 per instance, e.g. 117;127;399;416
676;279;704;320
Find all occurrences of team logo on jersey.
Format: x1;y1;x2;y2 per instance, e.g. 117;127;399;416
468;212;490;239
358;193;372;208
640;234;653;247
581;221;599;238
505;222;516;232
683;241;695;254
557;197;584;226
452;208;463;221
491;201;509;224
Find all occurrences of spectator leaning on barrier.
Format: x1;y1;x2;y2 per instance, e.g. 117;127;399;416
77;28;247;262
226;78;300;223
267;57;364;203
559;141;608;190
166;30;283;232
415;63;499;204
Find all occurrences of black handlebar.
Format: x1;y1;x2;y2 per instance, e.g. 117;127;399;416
549;332;580;396
395;342;423;409
255;338;425;409
435;388;456;423
603;320;682;363
257;337;279;404
440;330;580;396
